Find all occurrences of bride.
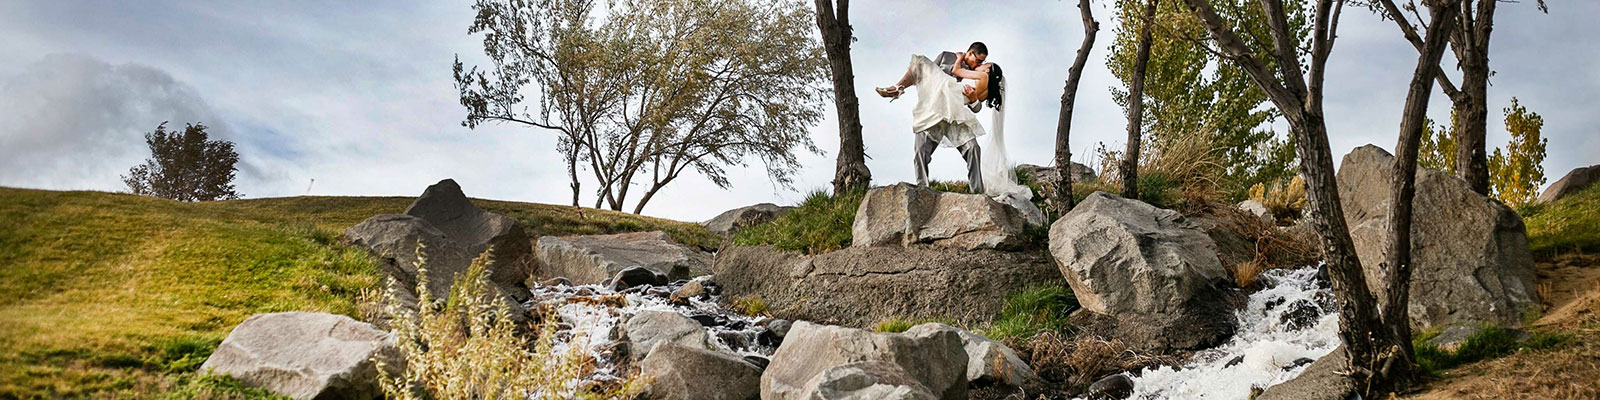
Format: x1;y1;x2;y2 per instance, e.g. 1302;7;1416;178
875;54;1031;202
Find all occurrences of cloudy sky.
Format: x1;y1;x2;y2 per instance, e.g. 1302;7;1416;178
1;1;1595;222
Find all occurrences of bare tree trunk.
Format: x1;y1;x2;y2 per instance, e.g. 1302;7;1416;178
1381;0;1462;388
815;0;871;195
1452;0;1496;195
1053;0;1100;215
1121;0;1158;200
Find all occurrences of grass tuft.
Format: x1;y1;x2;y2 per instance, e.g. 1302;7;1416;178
871;317;956;333
980;286;1079;343
733;188;865;254
1520;185;1600;256
1412;325;1571;375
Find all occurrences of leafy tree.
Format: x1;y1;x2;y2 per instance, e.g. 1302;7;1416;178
1107;0;1306;199
1417;117;1456;173
455;0;828;213
121;122;241;202
1488;98;1546;207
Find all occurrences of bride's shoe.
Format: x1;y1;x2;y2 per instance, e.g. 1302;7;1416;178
875;85;904;102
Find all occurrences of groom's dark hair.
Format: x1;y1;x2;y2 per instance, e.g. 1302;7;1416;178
968;42;988;55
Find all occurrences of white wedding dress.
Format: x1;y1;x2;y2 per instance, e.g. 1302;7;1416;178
904;55;1030;202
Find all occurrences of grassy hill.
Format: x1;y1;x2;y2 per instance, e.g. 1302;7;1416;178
0;187;715;398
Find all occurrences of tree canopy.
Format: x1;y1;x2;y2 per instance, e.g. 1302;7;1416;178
121;122;241;202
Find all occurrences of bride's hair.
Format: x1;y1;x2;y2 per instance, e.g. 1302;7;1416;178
984;64;1004;110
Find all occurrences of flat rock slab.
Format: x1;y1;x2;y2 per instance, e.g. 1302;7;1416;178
640;343;762;400
200;312;400;400
761;322;967;400
704;203;794;236
852;183;1026;251
1338;145;1540;329
712;244;1061;329
535;231;711;285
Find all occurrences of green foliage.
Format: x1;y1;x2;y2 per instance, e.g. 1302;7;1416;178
979;286;1080;343
158;373;290;400
1489;98;1548;207
1418;117;1458;174
871;317;955;334
1520;185;1600;256
731;295;769;316
733;188;864;254
1412;325;1570;376
122;122;242;202
929;180;976;194
1106;0;1306;200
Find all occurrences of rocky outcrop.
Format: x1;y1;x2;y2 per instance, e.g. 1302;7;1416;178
535;231;711;285
704;203;794;236
798;362;939;400
345;179;533;323
200;312;401;400
622;310;709;361
910;324;1038;387
1049;192;1236;351
639;343;762;400
1338;145;1540;329
851;183;1025;251
761;322;968;400
1539;164;1600;203
712;244;1061;329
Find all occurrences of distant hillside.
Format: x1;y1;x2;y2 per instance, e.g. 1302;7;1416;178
0;187;715;398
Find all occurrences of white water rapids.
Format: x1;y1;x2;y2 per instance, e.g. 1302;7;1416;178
1110;267;1342;399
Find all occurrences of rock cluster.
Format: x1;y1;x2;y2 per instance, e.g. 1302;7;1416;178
344;179;533;323
1337;145;1540;329
200;312;401;400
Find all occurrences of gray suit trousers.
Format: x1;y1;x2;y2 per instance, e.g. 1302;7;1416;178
913;131;984;194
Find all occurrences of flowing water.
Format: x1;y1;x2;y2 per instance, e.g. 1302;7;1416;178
525;277;774;383
1111;267;1342;399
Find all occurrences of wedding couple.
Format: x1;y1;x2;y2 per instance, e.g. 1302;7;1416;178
875;42;1028;200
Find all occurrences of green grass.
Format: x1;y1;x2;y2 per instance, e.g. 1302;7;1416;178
0;187;712;398
1071;172;1182;210
733;188;865;254
1519;185;1600;256
871;317;957;333
1412;325;1572;376
979;285;1079;343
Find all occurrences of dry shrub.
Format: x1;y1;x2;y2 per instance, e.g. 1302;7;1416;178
1095;131;1228;209
1248;175;1308;223
1204;197;1319;288
377;249;648;399
1020;331;1177;389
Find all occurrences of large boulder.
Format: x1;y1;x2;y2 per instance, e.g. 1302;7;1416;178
851;183;1025;251
704;203;794;236
1539;164;1600;203
712;244;1061;329
761;322;968;400
639;343;762;400
799;362;939;400
622;310;709;361
1337;145;1540;329
1048;191;1236;351
910;324;1038;387
1256;347;1356;400
535;231;712;285
345;179;533;323
200;312;401;400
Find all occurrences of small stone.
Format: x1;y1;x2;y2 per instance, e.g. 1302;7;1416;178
1280;299;1322;331
1087;374;1134;400
540;277;573;287
670;281;706;305
609;266;665;291
686;313;719;327
744;355;771;370
1284;357;1315;370
1224;355;1245;368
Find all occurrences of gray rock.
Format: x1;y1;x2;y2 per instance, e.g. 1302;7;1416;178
799;361;939;400
671;280;707;304
704;203;794;236
623;311;708;361
761;321;968;400
712;245;1061;329
1048;191;1235;351
908;324;1038;387
1256;347;1357;400
535;231;712;285
345;179;533;325
851;183;1025;251
1338;145;1541;329
1086;374;1134;400
609;266;667;291
994;192;1048;228
200;312;400;400
1015;163;1098;211
639;343;761;400
1237;199;1275;224
1539;164;1600;203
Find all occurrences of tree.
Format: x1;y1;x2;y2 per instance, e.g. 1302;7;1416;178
1052;0;1101;215
1181;0;1459;395
1107;0;1306;198
1488;97;1546;207
1417;117;1456;173
455;0;829;213
814;0;871;195
122;122;241;202
1374;0;1548;195
1119;0;1160;199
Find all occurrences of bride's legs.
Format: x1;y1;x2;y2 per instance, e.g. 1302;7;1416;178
877;56;926;98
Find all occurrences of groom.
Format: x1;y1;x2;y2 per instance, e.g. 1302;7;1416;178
915;42;989;194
